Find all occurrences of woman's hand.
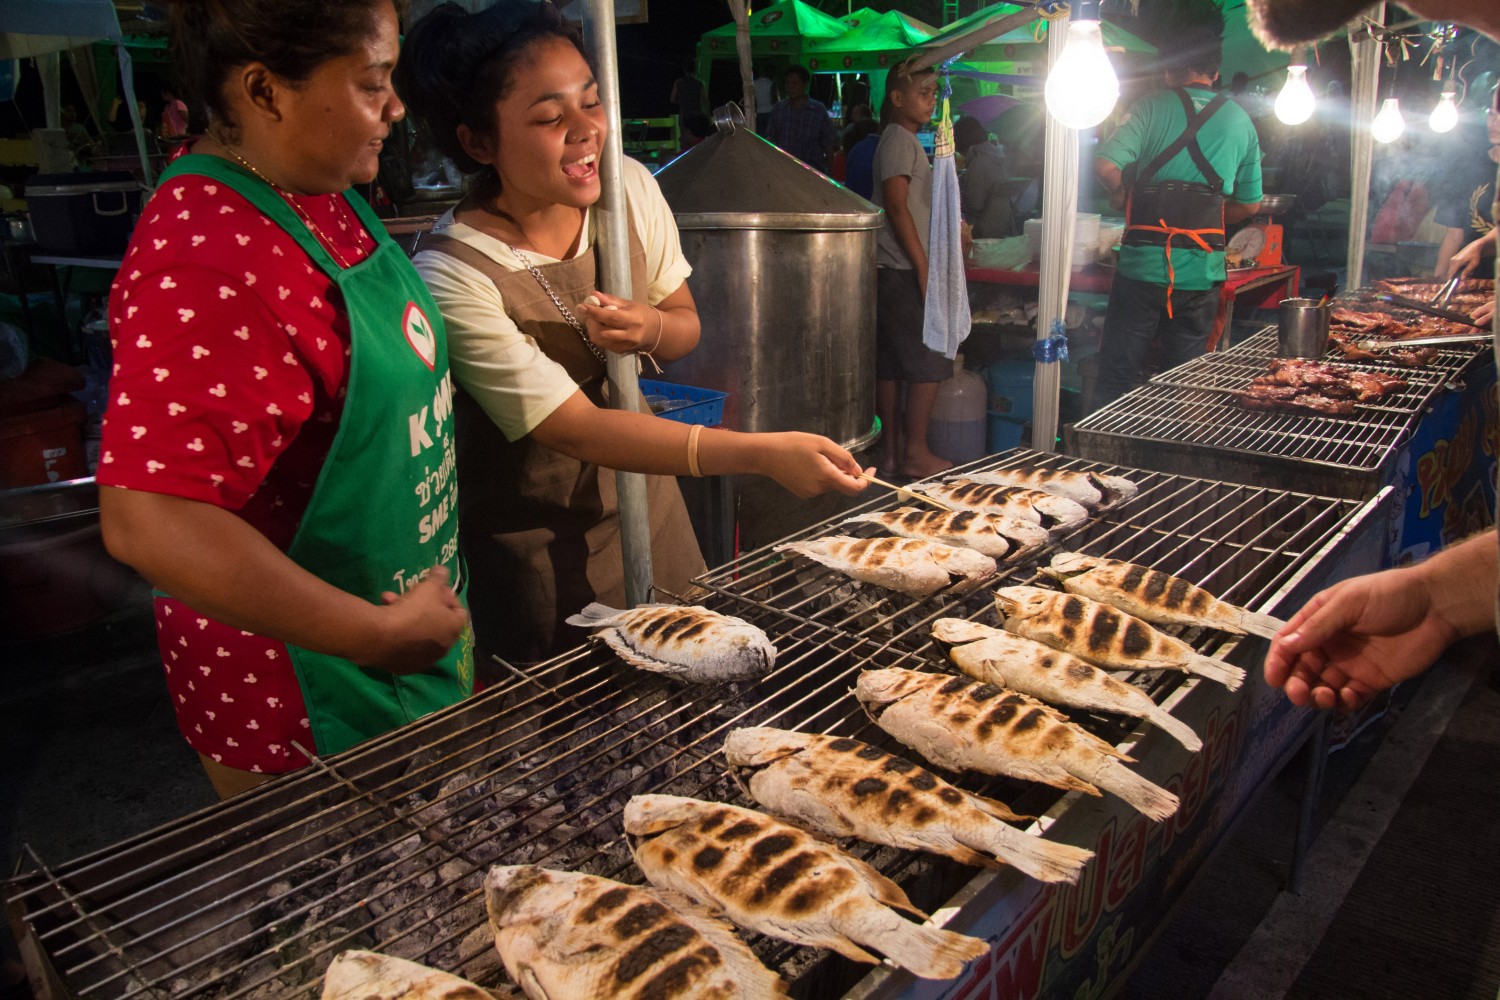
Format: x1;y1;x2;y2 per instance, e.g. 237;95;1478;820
1473;297;1494;328
1447;232;1495;279
578;291;661;355
759;432;871;498
374;565;470;674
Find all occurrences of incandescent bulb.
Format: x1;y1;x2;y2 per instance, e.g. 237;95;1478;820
1371;97;1405;143
1429;91;1459;133
1043;18;1120;129
1274;65;1316;125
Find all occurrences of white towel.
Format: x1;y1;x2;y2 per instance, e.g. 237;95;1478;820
923;103;971;360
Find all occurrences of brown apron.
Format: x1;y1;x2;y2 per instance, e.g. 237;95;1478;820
420;223;705;665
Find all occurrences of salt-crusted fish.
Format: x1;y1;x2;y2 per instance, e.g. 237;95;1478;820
909;480;1090;530
958;467;1138;509
566;603;775;682
856;668;1179;822
723;727;1092;883
624;795;988;980
930;618;1202;752
774;535;996;599
839;506;1051;559
485;866;788;1000
321;951;491;1000
994;585;1245;691
1043;552;1285;639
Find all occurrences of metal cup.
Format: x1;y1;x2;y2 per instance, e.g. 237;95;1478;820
1277;297;1330;358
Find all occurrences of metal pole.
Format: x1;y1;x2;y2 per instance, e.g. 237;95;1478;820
1031;12;1077;454
1346;5;1383;292
584;0;653;607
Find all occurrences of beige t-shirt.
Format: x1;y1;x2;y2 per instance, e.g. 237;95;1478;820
413;156;692;442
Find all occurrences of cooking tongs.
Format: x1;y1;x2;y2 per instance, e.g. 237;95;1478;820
1429;274;1461;309
1356;330;1492;351
1373;292;1486;328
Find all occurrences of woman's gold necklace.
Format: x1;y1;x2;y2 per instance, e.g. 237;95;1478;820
217;142;361;269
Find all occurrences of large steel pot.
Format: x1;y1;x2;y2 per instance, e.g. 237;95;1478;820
654;107;883;452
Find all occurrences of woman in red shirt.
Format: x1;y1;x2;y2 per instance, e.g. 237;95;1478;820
99;0;470;798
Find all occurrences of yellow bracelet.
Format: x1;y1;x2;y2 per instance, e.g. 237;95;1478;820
686;423;704;478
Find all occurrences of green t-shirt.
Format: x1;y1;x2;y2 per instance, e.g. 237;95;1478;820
1098;87;1263;289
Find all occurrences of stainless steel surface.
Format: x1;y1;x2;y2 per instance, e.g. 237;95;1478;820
1277;297;1330;358
1150;348;1448;415
585;0;652;606
6;452;1378;1000
1357;331;1493;350
655;128;881;447
1256;192;1297;216
1429;274;1460;308
1375;292;1485;328
1229;326;1483;380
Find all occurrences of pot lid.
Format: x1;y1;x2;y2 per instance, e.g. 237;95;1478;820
655;104;883;232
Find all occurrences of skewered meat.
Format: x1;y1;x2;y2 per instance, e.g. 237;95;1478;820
856;668;1180;821
954;467;1138;509
566;604;775;682
909;480;1091;530
930;618;1203;751
839;506;1050;559
774;535;997;599
624;795;989;980
485;866;789;999
722;727;1094;882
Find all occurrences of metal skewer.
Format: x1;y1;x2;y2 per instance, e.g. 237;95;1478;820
858;471;957;510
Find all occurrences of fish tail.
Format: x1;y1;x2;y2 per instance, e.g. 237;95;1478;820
564;602;625;628
848;909;989;980
968;822;1094;884
1234;609;1288;640
1092;759;1180;821
1145;707;1204;753
1184;653;1247;691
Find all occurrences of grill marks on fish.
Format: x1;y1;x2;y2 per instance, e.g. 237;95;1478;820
321;951;493;1000
774;534;997;599
565;603;776;683
959;467;1139;509
485;865;788;999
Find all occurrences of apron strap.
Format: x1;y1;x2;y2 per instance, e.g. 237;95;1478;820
1138;89;1230;191
1126;219;1219;318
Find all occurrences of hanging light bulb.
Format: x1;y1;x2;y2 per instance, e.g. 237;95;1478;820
1371;97;1405;143
1429;90;1459;133
1043;0;1119;129
1274;63;1316;125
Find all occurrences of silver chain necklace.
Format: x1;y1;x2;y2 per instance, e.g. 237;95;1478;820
504;242;609;366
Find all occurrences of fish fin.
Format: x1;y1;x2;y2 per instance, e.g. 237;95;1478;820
1091;759;1179;821
1234;609;1287;640
966;791;1032;824
840;909;989;980
564;602;624;628
930;617;1003;645
1075;727;1134;761
1144;706;1204;752
942;844;1006;869
964;825;1095;884
838;512;879;526
844;853;926;919
813;934;884;966
1182;652;1247;691
1055;773;1103;796
517;965;552;1000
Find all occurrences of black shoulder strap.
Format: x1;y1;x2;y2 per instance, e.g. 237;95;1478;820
1137;89;1230;191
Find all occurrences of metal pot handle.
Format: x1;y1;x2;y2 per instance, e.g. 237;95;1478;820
712;102;746;135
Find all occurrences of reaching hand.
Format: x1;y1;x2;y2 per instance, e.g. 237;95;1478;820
578;291;660;355
763;433;871;498
372;565;469;674
1264;566;1458;711
1446;234;1490;279
1473;297;1493;329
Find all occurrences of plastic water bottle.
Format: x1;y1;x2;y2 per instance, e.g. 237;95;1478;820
928;355;988;464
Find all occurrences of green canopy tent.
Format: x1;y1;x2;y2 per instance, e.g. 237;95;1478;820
803;8;939;111
696;0;850;109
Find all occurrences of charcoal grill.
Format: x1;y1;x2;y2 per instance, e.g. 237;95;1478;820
7;451;1386;1000
1227;326;1482;383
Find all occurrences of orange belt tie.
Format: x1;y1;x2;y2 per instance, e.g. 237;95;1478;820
1124;219;1222;317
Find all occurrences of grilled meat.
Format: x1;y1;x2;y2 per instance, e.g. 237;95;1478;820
775;535;996;599
839;506;1050;559
1261;359;1405;401
1232;386;1356;416
994;585;1245;690
321;951;493;1000
722;727;1093;883
910;480;1091;530
566;604;775;682
624;796;989;980
955;467;1138;510
485;866;788;999
856;668;1179;821
931;618;1203;751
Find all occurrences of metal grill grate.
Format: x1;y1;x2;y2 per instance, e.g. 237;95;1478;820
7;451;1374;1000
1148;343;1448;415
1228;327;1482;382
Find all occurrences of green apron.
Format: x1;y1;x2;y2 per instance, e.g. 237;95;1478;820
156;154;474;756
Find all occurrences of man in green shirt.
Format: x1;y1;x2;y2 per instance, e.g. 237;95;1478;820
1091;28;1263;409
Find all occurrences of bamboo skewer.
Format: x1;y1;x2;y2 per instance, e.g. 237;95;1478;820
859;472;958;511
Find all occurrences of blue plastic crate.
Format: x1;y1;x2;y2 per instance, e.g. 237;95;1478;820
987;411;1027;452
639;378;727;427
986;360;1035;420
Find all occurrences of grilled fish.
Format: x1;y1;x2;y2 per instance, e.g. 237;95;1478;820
931;618;1202;752
624;795;988;980
958;468;1138;510
856;668;1179;821
994;586;1245;690
909;480;1090;530
1043;552;1286;639
774;535;996;599
723;727;1092;883
485;866;788;1000
566;603;775;682
321;951;491;1000
839;506;1050;559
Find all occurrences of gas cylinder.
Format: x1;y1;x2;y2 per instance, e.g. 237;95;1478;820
927;354;988;464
